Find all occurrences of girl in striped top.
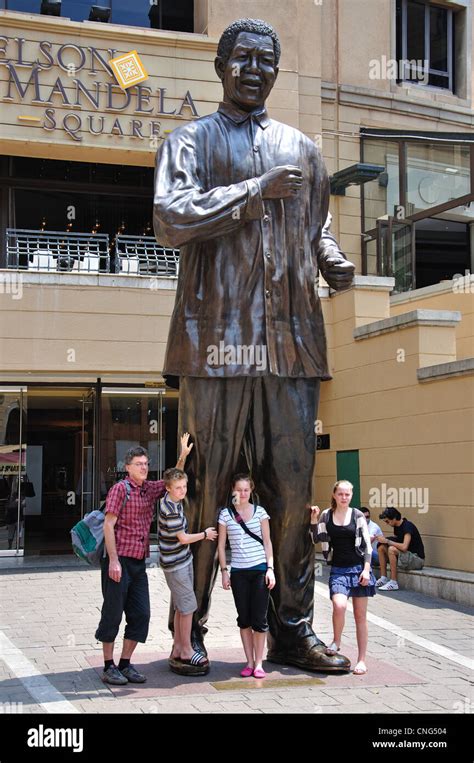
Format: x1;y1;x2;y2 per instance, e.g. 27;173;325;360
218;474;275;679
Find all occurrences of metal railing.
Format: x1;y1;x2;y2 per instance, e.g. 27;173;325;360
115;235;179;277
6;229;110;272
5;230;180;278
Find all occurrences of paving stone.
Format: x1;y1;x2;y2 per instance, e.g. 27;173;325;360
0;564;472;715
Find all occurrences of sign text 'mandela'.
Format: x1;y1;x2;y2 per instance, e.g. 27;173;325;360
0;37;199;141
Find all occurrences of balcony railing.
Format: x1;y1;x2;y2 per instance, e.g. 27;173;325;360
5;229;179;277
115;235;179;276
6;229;110;272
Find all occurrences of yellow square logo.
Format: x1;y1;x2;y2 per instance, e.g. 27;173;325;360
109;50;148;90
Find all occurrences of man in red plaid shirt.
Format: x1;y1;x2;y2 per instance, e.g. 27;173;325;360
95;433;193;685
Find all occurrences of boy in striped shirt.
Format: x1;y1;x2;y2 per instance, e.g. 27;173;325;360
158;468;217;674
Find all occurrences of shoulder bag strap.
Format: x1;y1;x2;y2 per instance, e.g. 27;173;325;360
230;507;264;545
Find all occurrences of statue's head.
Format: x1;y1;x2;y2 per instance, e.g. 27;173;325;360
215;18;281;112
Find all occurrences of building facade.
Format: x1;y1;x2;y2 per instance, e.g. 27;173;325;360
0;0;472;570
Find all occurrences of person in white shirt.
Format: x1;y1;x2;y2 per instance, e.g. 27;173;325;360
361;507;381;567
218;474;275;679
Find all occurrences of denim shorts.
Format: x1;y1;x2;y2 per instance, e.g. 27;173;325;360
329;564;377;599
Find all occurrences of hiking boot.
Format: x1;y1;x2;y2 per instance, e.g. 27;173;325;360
120;665;147;683
102;664;128;685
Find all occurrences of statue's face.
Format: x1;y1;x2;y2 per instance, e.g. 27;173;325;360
216;31;278;111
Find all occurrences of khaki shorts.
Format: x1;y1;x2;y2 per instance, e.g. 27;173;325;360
398;551;424;571
163;561;197;615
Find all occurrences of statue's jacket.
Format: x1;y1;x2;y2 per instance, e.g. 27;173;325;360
154;100;347;381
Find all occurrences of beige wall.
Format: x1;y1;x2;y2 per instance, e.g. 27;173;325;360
0;3;472;571
0;12;218;165
0;273;472;571
320;0;473;272
390;282;474;361
316;283;474;573
0;273;175;376
0;3;324;163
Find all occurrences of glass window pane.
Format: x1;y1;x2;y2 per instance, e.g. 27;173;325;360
0;391;26;553
61;0;108;22
428;72;449;89
6;0;40;11
430;5;448;73
362;140;400;232
24;388;95;554
101;391;162;493
111;0;149;28
392;222;413;292
111;0;193;31
406;0;425;61
406;142;471;215
365;237;378;276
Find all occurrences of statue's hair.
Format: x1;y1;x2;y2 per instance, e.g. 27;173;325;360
216;18;281;67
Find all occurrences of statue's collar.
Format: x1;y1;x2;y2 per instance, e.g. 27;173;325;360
218;101;270;129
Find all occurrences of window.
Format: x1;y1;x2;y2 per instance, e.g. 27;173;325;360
396;0;454;91
361;131;474;292
3;0;194;31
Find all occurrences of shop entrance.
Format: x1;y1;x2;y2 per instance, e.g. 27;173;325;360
0;383;179;555
24;387;96;555
0;387;27;555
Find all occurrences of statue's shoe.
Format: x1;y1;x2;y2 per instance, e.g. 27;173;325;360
267;640;351;673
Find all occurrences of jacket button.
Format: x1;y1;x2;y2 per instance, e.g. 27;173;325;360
265;289;271;298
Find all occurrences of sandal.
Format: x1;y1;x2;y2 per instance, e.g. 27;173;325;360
253;667;266;679
180;652;209;668
325;641;340;656
353;661;367;675
240;666;254;677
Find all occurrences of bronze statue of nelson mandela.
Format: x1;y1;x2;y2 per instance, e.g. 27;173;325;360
154;18;355;672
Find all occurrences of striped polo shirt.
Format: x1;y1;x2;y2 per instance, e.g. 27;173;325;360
218;505;270;570
158;492;192;572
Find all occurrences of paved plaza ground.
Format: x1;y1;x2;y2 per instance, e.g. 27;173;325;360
0;554;471;722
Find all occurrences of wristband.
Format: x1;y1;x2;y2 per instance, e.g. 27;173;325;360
203;529;207;539
267;566;274;571
221;567;228;572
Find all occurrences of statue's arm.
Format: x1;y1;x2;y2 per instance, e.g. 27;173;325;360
153;130;263;248
311;155;355;292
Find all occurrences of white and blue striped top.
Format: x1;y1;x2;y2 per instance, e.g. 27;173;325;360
218;505;270;570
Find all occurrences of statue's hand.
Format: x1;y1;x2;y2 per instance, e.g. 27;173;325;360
320;257;355;291
259;165;303;199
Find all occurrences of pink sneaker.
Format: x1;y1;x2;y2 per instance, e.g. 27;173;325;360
253;667;266;679
240;666;254;677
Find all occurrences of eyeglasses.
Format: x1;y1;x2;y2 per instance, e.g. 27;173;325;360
131;461;149;468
